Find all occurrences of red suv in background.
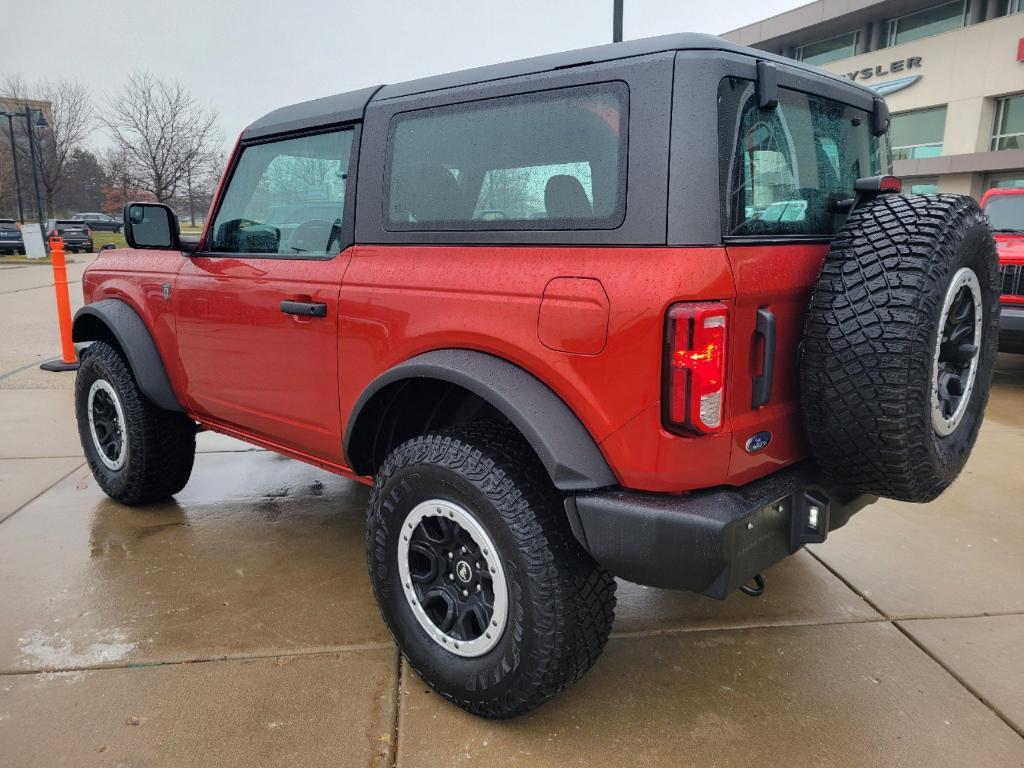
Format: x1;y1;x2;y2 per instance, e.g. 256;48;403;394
981;187;1024;352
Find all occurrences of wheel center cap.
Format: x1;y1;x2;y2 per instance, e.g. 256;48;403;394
455;560;473;583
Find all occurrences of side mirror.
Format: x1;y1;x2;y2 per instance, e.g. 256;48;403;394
123;202;181;250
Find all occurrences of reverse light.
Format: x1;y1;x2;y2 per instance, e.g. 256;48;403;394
663;302;729;434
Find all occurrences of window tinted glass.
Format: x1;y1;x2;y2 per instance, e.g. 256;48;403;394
798;31;858;66
984;196;1024;231
890;107;947;160
385;83;627;230
211;129;353;256
889;0;965;45
907;178;940;194
992;94;1024;151
718;77;890;238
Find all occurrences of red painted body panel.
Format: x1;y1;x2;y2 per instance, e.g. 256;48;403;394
723;244;827;483
81;249;187;393
81;238;824;493
174;253;352;462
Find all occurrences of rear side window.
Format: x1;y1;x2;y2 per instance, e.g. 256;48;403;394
385;83;628;230
718;77;890;238
210;129;353;257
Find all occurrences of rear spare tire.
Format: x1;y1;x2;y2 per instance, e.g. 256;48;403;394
801;193;999;503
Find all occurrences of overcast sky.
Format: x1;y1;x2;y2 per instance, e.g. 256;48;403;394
2;0;806;148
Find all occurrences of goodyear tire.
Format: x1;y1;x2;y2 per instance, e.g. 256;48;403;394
801;194;1000;503
75;341;196;505
366;422;616;718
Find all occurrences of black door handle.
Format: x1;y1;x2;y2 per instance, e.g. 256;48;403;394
752;307;776;409
280;300;327;318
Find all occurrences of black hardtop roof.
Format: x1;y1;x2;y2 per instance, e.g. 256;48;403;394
241;32;875;140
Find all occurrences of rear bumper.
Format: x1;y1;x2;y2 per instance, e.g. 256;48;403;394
566;462;875;599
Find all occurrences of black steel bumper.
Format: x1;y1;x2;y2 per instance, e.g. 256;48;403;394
566;462;875;599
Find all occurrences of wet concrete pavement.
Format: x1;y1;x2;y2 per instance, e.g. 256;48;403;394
1;260;1023;766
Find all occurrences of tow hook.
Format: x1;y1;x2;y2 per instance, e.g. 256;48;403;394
740;574;765;597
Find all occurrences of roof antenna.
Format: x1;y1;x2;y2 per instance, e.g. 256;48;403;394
613;0;623;43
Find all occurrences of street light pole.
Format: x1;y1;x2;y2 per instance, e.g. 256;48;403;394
2;113;26;223
23;104;47;233
613;0;623;43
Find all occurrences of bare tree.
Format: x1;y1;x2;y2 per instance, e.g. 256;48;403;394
99;145;152;213
102;72;222;206
2;75;95;218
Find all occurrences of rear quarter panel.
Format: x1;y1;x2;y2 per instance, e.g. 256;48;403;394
339;244;737;492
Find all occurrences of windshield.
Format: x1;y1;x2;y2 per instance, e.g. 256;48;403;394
718;77;890;238
984;195;1024;232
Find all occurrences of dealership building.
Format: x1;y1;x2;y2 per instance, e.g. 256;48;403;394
723;0;1024;198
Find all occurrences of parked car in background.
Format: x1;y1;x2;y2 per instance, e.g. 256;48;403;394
981;187;1024;352
72;212;122;233
0;219;25;255
46;219;94;253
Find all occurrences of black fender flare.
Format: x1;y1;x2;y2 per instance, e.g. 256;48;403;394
344;349;617;491
72;299;184;412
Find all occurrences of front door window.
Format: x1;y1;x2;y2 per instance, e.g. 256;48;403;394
210;129;354;257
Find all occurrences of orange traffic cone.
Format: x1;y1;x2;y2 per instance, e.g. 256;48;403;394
40;235;80;372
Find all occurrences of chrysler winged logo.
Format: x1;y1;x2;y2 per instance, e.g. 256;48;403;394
869;75;922;96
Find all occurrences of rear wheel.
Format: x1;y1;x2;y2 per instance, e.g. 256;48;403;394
801;194;1000;502
366;422;616;718
75;341;196;505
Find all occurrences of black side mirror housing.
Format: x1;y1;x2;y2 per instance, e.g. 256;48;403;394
123;202;195;252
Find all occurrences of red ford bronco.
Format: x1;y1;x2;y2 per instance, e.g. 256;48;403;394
980;187;1024;352
72;33;1000;718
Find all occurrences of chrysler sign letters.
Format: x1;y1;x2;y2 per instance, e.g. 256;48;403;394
845;56;923;96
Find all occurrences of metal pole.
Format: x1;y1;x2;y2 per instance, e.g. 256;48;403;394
613;0;623;42
3;114;26;223
23;105;46;244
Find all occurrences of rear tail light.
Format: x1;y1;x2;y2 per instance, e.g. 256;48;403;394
663;302;729;434
85;227;91;237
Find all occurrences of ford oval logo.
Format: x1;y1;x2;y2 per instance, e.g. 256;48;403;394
745;431;772;454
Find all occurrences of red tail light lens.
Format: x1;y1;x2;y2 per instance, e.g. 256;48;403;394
663;302;729;434
85;227;92;236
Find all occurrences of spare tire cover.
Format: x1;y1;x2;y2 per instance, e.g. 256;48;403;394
800;193;1000;503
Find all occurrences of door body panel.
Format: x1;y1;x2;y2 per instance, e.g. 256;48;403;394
173;253;350;462
723;244;828;483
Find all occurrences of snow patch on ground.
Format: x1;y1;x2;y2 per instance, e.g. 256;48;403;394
18;629;136;670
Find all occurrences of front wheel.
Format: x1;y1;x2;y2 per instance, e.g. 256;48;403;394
75;341;196;505
366;423;616;718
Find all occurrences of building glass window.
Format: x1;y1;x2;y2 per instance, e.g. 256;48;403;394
795;31;858;66
995;0;1022;15
985;173;1024;189
991;94;1024;151
890;107;947;160
886;1;969;46
906;178;940;194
